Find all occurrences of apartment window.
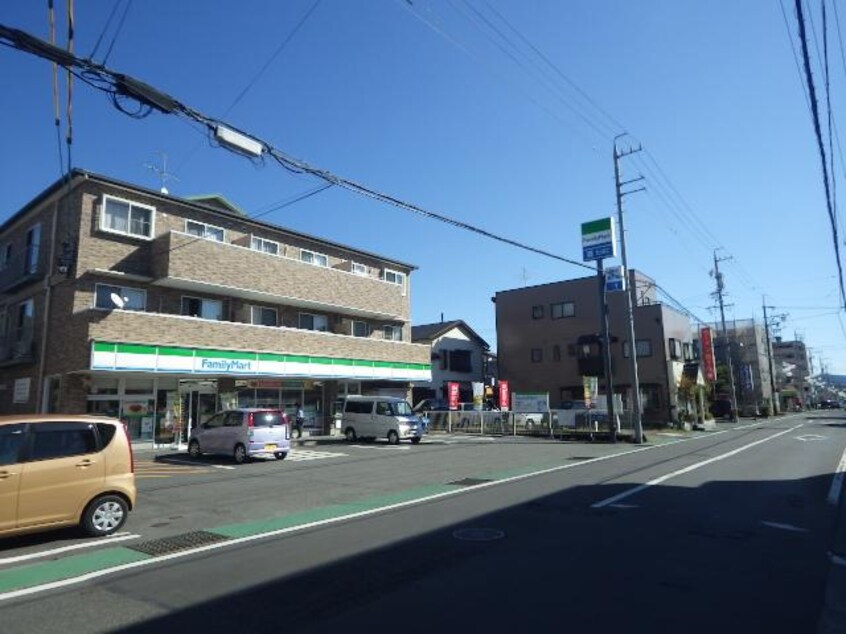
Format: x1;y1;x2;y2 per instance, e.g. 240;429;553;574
553;345;561;362
251;236;280;255
352;321;370;338
383;269;405;286
101;195;154;239
449;350;472;373
668;338;682;360
531;348;543;363
683;342;694;361
13;299;34;346
532;305;544;319
0;244;11;270
185;220;224;242
623;339;653;358
299;313;328;332
95;284;146;311
24;224;40;274
351;262;367;276
182;297;222;321
551;301;575;319
301;249;328;267
383;325;402;341
250;306;278;327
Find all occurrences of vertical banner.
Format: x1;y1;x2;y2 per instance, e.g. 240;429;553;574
499;380;510;411
448;382;460;410
472;382;484;410
700;327;716;382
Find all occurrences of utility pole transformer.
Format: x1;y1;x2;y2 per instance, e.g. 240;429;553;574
713;251;739;422
613;137;646;443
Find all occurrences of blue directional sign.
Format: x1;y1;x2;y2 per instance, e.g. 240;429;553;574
581;217;617;262
605;265;626;292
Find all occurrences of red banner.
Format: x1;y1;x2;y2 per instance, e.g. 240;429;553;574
448;382;460;410
700;327;716;382
498;380;510;411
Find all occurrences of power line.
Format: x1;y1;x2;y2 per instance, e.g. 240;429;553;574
88;0;122;61
101;0;131;66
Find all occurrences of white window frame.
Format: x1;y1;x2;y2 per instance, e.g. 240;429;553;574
351;262;368;276
298;312;328;332
383;325;402;341
94;283;147;312
181;296;223;321
100;194;156;240
185;219;225;242
352;320;370;338
251;236;282;256
383;268;407;296
300;249;328;267
250;305;278;327
551;301;575;319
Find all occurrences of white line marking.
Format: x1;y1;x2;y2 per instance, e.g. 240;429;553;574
608;503;639;509
827;445;846;506
286;450;347;461
832;553;846;567
0;533;140;566
211;464;236;470
348;445;410;451
0;429;733;603
795;434;826;442
760;521;809;533
591;423;804;509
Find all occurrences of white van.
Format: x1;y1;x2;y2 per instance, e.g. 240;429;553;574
341;396;423;445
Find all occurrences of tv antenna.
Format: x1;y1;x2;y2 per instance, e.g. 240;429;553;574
144;151;179;194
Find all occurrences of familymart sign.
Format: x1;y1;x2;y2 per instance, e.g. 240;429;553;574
581;217;617;261
91;341;431;382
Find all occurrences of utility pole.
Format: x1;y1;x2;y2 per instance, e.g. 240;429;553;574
597;259;617;443
613;136;646;443
762;299;779;415
713;251;739;422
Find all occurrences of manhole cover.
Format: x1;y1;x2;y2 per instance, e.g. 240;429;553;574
447;478;493;487
127;531;229;556
452;528;505;542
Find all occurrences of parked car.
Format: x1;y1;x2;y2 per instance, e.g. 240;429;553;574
0;415;136;539
188;409;290;463
341;396;423;444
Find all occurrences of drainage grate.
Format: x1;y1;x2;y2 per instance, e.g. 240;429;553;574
447;478;494;487
127;531;229;556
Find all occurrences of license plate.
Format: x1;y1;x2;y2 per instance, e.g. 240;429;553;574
264;443;277;451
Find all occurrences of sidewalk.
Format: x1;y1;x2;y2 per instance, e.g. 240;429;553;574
819;464;846;633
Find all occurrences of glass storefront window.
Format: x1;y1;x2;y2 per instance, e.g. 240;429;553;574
87;399;120;418
90;377;119;395
255;388;281;408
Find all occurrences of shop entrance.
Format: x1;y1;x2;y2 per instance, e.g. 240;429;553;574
178;380;218;444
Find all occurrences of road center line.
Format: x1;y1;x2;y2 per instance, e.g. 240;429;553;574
827;444;846;506
591;423;804;509
0;533;140;566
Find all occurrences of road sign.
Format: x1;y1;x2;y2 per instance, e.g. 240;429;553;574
605;265;625;291
581;217;617;262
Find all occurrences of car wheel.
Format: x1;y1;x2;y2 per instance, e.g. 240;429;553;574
188;439;201;458
81;494;128;537
387;430;399;445
345;427;357;442
233;443;248;464
410;437;421;445
274;451;288;460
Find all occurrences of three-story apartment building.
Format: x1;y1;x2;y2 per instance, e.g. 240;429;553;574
0;170;430;442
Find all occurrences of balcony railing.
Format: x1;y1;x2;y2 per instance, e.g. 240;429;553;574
151;232;408;321
0;246;44;294
0;329;37;365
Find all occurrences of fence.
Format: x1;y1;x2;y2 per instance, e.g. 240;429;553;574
424;409;635;440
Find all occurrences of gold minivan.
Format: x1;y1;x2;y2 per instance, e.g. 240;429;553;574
0;415;136;538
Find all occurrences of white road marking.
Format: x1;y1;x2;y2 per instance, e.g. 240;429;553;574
795;434;826;442
348;445;410;451
827;445;846;505
760;521;809;533
591;423;804;509
0;533;140;566
286;449;347;461
608;503;639;509
0;428;736;603
157;458;235;470
831;553;846;567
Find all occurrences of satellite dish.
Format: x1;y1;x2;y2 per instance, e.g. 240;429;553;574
110;292;126;309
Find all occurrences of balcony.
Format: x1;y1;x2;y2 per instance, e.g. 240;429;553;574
151;232;408;321
0;330;37;367
88;309;431;379
0;246;44;294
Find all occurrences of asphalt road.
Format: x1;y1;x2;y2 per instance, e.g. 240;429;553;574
1;412;844;633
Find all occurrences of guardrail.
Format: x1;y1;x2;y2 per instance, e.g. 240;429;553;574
424;409;635;440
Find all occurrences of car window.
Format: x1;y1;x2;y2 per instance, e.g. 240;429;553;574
224;412;245;427
345;400;373;415
29;422;98;461
376;402;391;415
96;423;117;448
205;413;226;429
0;424;26;466
391;401;413;416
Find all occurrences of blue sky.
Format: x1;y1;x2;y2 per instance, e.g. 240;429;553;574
2;1;846;373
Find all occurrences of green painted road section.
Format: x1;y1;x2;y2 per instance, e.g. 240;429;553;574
0;547;149;593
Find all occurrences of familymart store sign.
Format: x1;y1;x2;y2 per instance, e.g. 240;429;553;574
91;341;431;382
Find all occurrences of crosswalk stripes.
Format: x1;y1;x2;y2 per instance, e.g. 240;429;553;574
286;449;347;462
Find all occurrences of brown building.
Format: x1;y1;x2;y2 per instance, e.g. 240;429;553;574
494;270;696;424
0;170;430;442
